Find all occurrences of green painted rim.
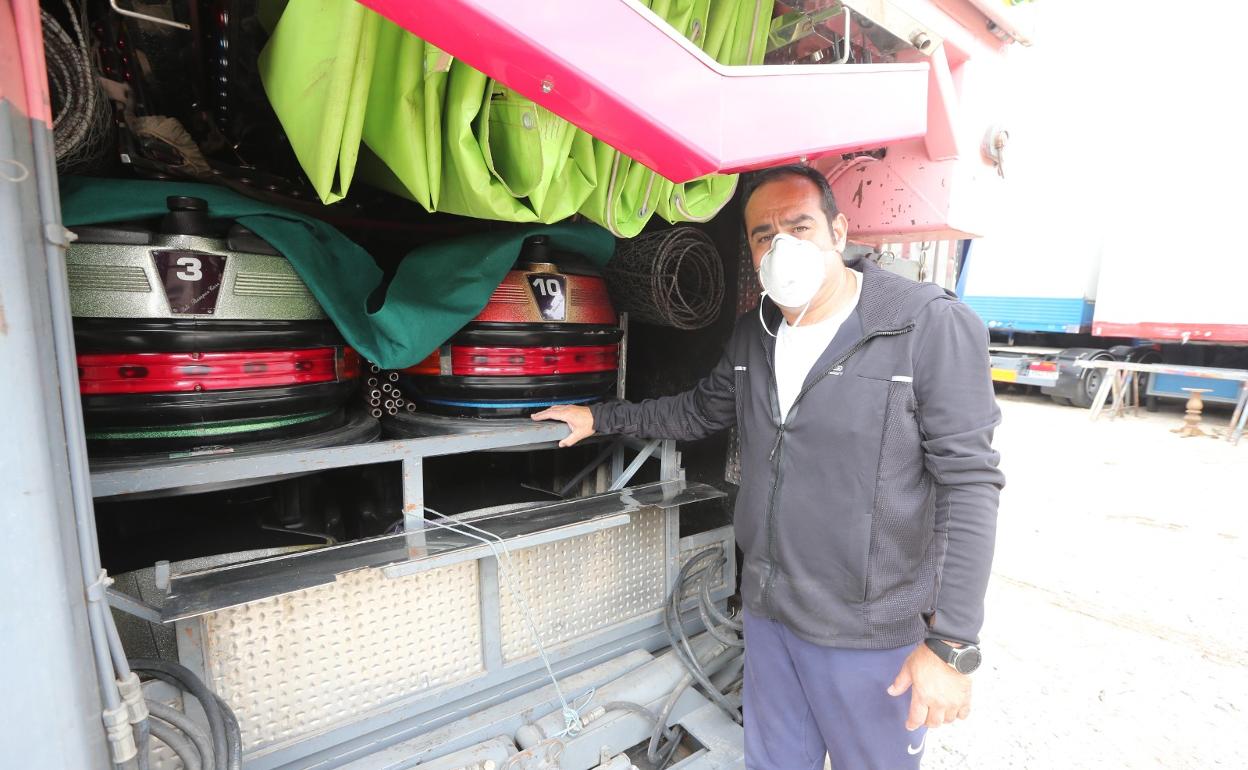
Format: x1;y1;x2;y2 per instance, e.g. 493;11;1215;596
86;410;335;441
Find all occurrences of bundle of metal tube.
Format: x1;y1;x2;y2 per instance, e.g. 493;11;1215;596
364;362;414;417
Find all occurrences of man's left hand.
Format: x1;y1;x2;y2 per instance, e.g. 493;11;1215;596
887;643;972;730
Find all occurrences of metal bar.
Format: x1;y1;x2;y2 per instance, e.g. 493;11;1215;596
108;0;191;29
1088;373;1115;420
381;514;633;579
91;422;571;498
106;587;163;624
834;6;852;64
402;456;425;532
1075;360;1248;381
1231;385;1248;446
171;619;212;735
162;481;724;620
608;439;661;491
478;557;504;672
617;311;628;400
557;439;621;497
611;443;626;481
325;651;655;770
0;97;110;767
1108;370;1124;420
660;440;683;597
244;620;703;770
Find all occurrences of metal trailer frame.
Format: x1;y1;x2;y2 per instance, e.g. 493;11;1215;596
5;7;739;767
4;77;733;770
1;88;113;770
123;433;734;769
987;347;1062;388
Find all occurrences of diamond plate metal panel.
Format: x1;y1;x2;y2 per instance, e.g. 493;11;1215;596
200;562;483;752
499;507;666;663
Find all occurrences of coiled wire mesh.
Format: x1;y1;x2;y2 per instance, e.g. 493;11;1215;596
43;0;114;174
606;227;724;330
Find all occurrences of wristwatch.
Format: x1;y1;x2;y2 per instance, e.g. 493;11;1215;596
924;638;983;674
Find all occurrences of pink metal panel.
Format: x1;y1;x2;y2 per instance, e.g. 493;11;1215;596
811;1;1013;243
921;44;960;161
354;0;929;183
1092;323;1248;345
1;0;52;125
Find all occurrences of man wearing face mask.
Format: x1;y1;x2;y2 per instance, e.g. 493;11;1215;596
534;165;1003;770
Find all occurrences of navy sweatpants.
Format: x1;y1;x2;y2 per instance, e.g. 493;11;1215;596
742;609;927;770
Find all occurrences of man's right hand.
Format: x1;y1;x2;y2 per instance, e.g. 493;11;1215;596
531;405;596;447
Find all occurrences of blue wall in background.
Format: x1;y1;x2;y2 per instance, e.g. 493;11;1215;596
962;296;1095;333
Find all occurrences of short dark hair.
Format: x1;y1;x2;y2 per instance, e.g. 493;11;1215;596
741;164;840;228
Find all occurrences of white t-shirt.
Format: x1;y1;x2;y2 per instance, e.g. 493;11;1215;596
775;270;862;422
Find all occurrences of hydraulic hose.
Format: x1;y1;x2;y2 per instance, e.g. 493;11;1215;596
698;561;742;632
664;553;740;720
697;594;745;648
147;701;215;770
216;694;242;770
135;718;151;770
129;659;231;770
647;647;742;765
146;718;202;770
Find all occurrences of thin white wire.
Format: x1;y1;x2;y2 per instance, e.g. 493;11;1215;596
418;508;592;737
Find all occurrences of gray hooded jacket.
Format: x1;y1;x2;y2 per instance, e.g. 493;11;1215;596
590;259;1004;648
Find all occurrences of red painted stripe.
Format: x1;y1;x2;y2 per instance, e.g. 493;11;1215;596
451;345;618;376
78;348;360;394
1093;322;1248;344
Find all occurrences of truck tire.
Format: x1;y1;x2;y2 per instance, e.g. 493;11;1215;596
1127;348;1163;411
1070;351;1115;409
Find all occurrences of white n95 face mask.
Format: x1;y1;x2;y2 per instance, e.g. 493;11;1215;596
758;233;827;308
757;233;828;335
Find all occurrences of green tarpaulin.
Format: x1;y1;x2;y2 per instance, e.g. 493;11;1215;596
59;177;615;369
259;0;772;236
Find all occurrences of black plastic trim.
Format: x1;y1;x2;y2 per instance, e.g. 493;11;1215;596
82;380;359;429
87;408;351;456
74;318;345;353
399;371;615;402
89;410;383;494
452;323;622;348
